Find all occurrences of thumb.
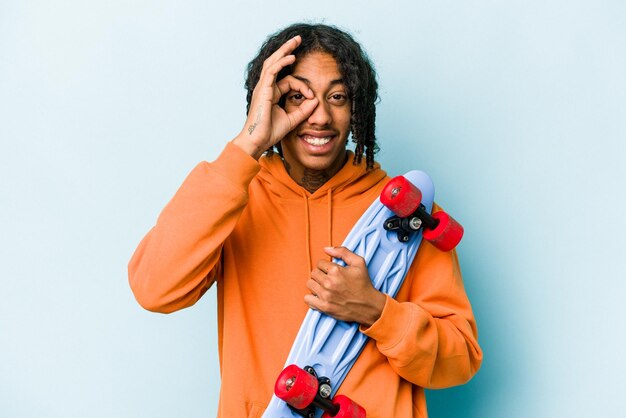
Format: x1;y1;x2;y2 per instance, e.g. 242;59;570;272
287;97;318;127
324;246;364;267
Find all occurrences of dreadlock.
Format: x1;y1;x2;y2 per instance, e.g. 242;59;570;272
244;23;379;169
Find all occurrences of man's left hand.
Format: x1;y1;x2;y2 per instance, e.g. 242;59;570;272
304;246;386;327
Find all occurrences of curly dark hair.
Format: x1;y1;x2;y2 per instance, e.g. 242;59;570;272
244;23;379;169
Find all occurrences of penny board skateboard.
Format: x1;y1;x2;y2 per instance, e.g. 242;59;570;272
263;170;462;417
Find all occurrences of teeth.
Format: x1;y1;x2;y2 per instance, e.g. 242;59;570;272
303;135;332;146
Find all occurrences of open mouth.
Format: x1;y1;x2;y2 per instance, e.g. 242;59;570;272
302;135;333;146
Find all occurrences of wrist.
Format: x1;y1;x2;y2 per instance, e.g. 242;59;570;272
361;290;386;328
232;133;266;160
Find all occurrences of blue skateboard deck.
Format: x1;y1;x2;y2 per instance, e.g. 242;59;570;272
263;170;435;418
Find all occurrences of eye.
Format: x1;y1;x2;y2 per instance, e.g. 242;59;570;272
329;93;348;105
287;92;305;104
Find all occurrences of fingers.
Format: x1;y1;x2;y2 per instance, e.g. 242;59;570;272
307;263;335;309
323;246;366;268
274;75;318;130
316;258;341;276
304;275;329;313
262;54;296;82
306;276;322;297
251;55;296;106
275;75;313;98
258;36;302;88
304;292;322;311
285;97;318;131
264;35;301;69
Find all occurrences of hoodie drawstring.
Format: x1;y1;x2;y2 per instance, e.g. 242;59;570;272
327;189;333;256
302;189;334;271
302;191;313;271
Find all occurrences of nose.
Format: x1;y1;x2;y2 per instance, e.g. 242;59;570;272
307;99;332;126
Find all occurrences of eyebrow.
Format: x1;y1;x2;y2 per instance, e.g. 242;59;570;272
293;75;345;87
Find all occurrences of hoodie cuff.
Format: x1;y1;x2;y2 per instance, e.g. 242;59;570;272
360;295;423;350
208;141;261;190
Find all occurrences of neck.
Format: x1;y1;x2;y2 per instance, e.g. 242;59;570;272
300;169;331;193
283;152;348;193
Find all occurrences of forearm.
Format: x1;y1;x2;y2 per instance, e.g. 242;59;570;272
361;245;483;388
362;296;481;388
128;142;261;313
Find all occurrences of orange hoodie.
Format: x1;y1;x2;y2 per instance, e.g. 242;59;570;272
129;142;482;418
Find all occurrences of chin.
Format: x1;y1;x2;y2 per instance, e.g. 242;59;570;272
302;152;346;171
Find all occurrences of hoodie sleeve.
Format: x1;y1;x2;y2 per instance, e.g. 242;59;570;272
128;142;261;313
360;215;483;389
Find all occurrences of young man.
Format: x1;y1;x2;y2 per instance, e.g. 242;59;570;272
129;23;482;417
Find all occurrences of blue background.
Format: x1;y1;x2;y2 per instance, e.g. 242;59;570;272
1;1;625;417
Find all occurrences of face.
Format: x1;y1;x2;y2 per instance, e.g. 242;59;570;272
281;52;352;186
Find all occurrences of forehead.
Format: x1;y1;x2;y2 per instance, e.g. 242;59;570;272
292;51;344;82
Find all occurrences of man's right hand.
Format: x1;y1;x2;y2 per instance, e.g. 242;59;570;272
232;35;319;160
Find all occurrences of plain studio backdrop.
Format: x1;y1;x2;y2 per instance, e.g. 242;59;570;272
1;1;624;417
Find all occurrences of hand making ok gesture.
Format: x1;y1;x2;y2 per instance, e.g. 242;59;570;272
233;35;319;159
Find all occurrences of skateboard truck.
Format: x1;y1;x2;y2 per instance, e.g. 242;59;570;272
383;202;439;243
381;175;464;251
275;364;366;418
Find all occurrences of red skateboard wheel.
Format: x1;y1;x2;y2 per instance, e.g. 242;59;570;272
380;176;422;218
321;394;366;418
422;210;464;251
274;364;318;410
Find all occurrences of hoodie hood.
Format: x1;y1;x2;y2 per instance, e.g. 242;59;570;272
256;151;388;270
257;151;387;203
